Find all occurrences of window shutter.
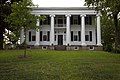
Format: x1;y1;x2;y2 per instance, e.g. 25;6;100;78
89;31;92;41
70;16;73;25
78;31;81;41
85;16;87;25
64;18;66;24
29;31;31;42
40;20;42;25
47;31;50;41
71;31;73;41
40;31;42;41
48;16;50;25
89;16;92;25
78;16;81;25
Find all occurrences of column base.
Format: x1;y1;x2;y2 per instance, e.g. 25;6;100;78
81;43;87;46
97;43;103;46
34;43;39;46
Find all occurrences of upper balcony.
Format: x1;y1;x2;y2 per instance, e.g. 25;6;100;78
55;24;66;29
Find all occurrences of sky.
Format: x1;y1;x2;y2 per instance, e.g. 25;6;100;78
32;0;85;7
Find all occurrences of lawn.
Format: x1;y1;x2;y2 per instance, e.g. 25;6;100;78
0;50;120;80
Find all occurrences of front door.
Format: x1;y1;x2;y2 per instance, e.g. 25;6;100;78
58;35;63;45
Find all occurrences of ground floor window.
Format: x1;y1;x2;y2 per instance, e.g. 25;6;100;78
71;31;81;41
85;31;92;41
32;35;36;41
40;31;50;41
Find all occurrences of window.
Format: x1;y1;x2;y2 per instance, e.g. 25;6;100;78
85;16;92;25
29;31;31;42
85;31;92;41
32;35;36;41
89;46;94;50
85;35;89;41
43;35;47;41
41;31;50;41
71;31;81;41
73;16;78;24
41;15;50;25
74;35;78;41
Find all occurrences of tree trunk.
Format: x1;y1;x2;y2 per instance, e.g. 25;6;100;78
113;13;120;53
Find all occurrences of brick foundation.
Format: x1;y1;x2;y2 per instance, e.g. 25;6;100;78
26;45;103;51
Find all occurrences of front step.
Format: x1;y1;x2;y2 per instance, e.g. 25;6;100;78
54;45;66;50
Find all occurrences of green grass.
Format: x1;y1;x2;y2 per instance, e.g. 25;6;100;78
0;50;120;80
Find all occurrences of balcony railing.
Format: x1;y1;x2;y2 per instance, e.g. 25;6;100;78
55;24;66;28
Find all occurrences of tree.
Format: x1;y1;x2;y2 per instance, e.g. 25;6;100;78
101;11;115;52
0;0;22;50
85;0;120;53
6;0;40;57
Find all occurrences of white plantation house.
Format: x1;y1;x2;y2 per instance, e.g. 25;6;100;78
20;7;103;50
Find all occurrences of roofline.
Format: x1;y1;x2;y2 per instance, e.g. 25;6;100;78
32;7;95;10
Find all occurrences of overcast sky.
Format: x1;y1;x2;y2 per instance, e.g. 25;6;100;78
32;0;85;7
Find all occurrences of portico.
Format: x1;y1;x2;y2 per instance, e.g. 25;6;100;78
20;7;102;50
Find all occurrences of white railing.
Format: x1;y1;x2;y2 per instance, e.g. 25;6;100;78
55;24;66;27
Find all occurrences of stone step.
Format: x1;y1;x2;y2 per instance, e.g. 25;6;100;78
54;45;66;50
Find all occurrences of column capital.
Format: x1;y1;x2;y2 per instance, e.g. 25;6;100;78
80;14;86;17
65;14;71;17
50;14;55;17
96;13;101;17
35;14;40;16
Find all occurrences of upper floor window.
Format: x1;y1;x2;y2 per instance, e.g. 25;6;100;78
40;15;50;25
85;16;92;25
73;16;78;25
71;15;81;25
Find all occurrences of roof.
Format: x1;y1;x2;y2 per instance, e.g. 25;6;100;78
32;7;95;10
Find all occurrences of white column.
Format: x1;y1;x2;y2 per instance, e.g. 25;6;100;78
81;14;86;46
20;28;24;44
66;14;71;45
50;14;55;45
96;14;102;46
35;19;40;46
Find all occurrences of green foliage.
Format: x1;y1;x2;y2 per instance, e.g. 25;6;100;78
6;0;39;32
5;0;41;56
85;0;120;53
0;50;120;80
101;12;115;52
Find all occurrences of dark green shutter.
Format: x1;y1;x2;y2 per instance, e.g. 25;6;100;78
29;31;31;42
70;16;73;25
71;31;73;41
78;31;81;41
78;16;81;25
40;31;42;41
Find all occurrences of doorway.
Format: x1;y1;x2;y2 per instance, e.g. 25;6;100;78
58;35;63;45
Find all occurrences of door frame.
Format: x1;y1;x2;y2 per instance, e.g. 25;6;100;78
58;35;63;45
